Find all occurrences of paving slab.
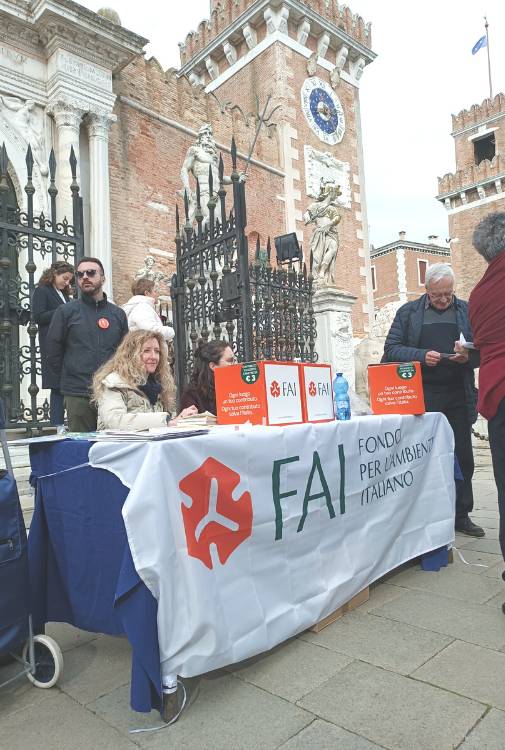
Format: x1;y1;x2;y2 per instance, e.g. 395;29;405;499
278;718;384;749
458;538;503;555
483;560;505;580
91;674;313;750
356;581;406;613
58;634;131;705
413;640;505;709
301;610;452;675
45;622;102;652
297;660;485;750
472;515;500;528
483;591;505;610
372;590;505;650
450;549;501;575
459;708;505;750
0;660;52;720
1;690;137;750
231;637;352;702
385;565;503;603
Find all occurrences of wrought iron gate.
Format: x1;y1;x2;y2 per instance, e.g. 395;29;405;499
0;143;84;432
170;138;316;404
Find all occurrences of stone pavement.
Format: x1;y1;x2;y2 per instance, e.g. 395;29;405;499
1;442;504;750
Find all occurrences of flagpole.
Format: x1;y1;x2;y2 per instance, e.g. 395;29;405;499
484;16;493;100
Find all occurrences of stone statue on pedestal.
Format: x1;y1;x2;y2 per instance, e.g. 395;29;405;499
135;255;169;291
304;180;341;285
180;124;231;225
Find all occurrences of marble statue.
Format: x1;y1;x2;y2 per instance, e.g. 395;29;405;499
180;123;231;225
135;255;169;290
0;95;47;175
304;180;342;285
353;301;403;400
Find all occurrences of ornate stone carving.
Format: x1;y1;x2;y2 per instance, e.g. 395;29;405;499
223;41;237;66
317;32;330;59
297;18;311;46
242;24;257;50
354;336;385;400
85;111;116;140
205;56;219;80
264;6;289;35
304;181;342;286
313;286;356;386
0;94;47;175
351;56;366;82
331;45;349;88
304;145;351;207
307;53;318;77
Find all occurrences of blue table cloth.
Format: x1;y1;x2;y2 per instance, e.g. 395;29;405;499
28;439;161;712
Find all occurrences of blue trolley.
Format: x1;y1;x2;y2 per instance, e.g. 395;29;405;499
0;400;63;690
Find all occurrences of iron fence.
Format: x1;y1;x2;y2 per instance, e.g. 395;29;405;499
170;138;316;405
0;142;84;432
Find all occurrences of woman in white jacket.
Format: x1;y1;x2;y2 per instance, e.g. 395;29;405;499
92;330;195;431
122;278;175;342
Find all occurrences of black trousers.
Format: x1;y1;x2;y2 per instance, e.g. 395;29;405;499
423;386;474;521
488;397;505;561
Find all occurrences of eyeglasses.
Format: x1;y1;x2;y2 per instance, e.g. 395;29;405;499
77;269;98;279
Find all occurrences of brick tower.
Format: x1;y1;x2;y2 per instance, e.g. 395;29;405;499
110;0;376;335
437;93;505;299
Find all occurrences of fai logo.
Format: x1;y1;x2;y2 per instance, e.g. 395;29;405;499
179;457;253;569
308;381;317;397
270;380;281;398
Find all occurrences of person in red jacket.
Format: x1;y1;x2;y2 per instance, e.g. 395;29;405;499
463;212;505;613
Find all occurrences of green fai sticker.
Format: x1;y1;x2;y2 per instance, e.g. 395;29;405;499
241;362;260;385
397;363;416;380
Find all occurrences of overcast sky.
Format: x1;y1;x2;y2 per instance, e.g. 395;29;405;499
82;0;505;247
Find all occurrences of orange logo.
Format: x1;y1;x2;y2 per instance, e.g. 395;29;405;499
270;380;281;398
308;381;317;397
179;457;253;570
97;317;110;329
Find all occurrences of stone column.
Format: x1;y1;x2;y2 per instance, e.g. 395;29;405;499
313;285;357;387
48;101;84;226
86;111;116;297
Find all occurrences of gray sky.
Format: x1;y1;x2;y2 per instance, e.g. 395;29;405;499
82;0;505;247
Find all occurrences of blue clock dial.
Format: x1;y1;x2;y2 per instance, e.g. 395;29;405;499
301;77;346;145
309;88;340;134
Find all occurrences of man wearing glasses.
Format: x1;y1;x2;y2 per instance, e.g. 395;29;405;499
47;257;128;432
383;262;483;538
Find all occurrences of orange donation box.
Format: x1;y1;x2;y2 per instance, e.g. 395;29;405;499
299;363;334;423
367;362;425;415
215;361;303;425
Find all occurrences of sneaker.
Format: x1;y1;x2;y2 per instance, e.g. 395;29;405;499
455;517;485;537
161;681;186;725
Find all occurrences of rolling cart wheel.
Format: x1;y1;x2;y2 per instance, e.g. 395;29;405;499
22;635;64;689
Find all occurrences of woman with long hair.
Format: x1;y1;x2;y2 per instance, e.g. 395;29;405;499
181;340;236;414
32;260;74;429
92;329;195;430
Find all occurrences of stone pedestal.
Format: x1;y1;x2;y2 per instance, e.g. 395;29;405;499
313;285;357;387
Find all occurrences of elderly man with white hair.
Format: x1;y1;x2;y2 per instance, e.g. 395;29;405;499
383;262;483;537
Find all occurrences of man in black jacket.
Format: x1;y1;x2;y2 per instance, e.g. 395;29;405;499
383;263;483;537
46;257;128;432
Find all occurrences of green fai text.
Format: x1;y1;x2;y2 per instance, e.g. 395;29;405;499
271;447;346;541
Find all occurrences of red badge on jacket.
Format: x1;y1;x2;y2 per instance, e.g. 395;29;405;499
97;318;110;330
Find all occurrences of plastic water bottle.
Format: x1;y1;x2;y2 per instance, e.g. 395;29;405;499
333;372;351;421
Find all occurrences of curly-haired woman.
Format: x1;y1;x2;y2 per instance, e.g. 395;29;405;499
32;260;74;429
92;330;196;431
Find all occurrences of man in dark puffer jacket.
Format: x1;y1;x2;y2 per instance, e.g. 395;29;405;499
46;257;128;432
383;262;483;538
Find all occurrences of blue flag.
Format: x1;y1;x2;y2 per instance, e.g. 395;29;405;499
472;35;487;54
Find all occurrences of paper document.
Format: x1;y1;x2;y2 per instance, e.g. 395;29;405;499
459;333;477;350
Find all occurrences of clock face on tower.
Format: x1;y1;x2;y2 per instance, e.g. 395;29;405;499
301;78;346;146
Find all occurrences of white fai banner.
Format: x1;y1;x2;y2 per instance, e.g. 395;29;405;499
89;413;455;678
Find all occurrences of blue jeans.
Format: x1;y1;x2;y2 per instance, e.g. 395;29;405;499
50;389;65;426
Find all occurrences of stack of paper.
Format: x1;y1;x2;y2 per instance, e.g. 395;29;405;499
176;411;217;427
